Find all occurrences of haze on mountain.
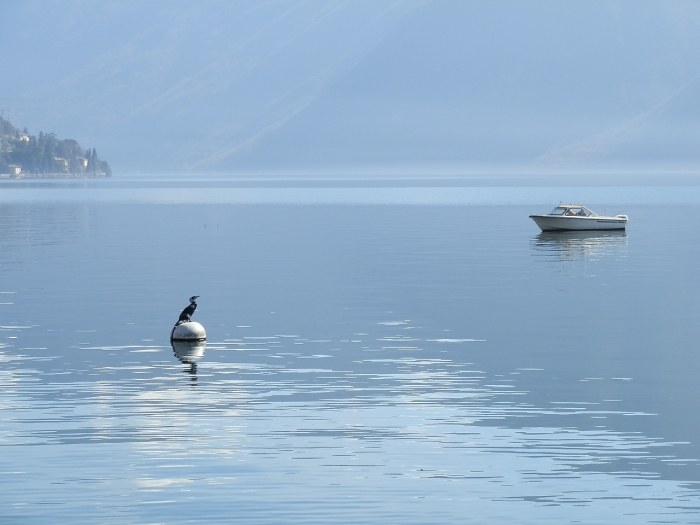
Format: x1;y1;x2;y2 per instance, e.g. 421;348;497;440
1;0;699;175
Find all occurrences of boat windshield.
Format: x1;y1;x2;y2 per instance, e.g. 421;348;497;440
549;206;595;217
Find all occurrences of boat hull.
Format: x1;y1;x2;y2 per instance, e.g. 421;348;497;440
529;215;627;232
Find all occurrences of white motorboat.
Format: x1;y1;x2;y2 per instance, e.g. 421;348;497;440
529;204;627;231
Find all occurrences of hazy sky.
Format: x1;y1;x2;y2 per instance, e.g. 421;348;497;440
1;0;700;174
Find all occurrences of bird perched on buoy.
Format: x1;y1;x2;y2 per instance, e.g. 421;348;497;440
177;296;199;325
171;296;206;342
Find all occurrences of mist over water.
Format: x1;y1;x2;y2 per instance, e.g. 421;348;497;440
1;177;700;523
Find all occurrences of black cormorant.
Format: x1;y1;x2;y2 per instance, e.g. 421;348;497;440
176;295;199;325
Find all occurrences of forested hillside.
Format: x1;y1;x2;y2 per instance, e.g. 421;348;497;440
0;117;111;177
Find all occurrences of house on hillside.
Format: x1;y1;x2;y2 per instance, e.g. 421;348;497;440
53;157;69;172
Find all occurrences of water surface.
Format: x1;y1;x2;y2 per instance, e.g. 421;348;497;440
1;177;700;523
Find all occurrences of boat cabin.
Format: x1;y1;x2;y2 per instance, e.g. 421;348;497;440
548;205;597;217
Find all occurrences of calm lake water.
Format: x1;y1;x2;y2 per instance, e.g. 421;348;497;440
3;176;700;524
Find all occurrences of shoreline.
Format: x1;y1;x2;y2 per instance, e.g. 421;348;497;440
0;172;108;179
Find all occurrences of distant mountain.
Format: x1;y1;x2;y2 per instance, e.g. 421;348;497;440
534;74;700;172
240;1;700;174
2;1;700;174
0;0;423;173
0;116;111;177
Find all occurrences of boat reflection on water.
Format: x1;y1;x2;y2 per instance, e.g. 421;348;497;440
171;339;206;377
531;230;628;261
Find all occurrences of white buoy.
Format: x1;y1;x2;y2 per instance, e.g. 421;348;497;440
171;321;206;341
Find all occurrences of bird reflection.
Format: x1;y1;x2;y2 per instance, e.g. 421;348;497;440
171;340;206;379
531;230;628;260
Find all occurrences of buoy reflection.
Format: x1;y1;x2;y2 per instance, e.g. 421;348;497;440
171;339;206;377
